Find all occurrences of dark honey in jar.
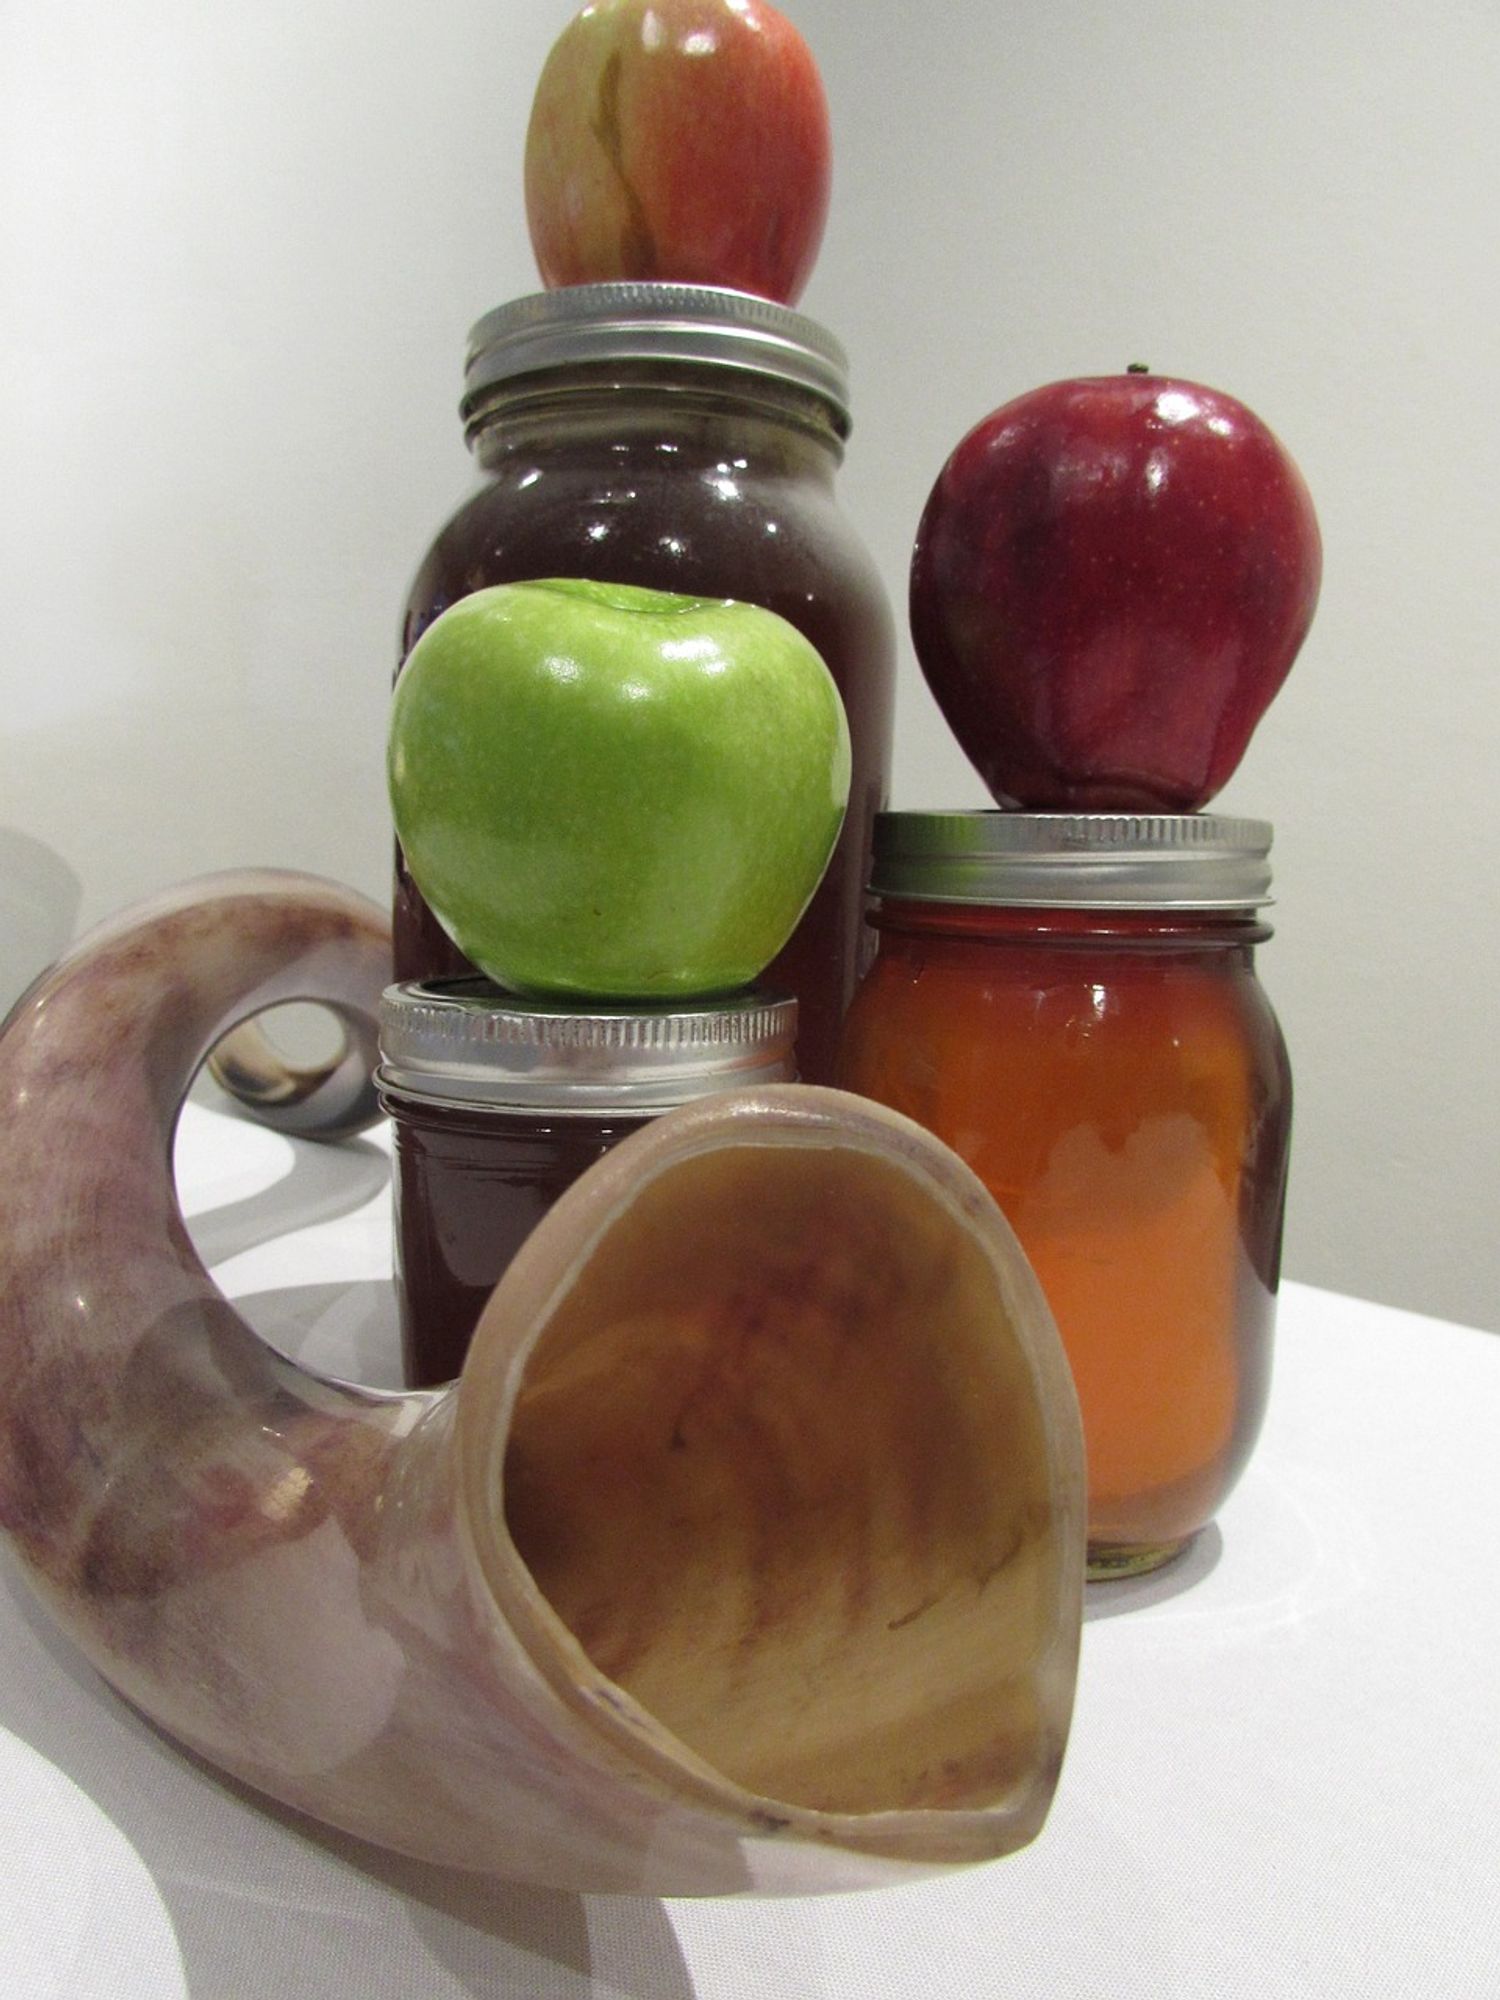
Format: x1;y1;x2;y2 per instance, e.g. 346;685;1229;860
396;282;893;1086
378;979;797;1386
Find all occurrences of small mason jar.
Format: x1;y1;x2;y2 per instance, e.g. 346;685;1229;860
395;281;894;1087
838;812;1293;1578
378;979;797;1387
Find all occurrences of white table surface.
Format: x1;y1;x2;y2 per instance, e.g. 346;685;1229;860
3;1098;1497;1999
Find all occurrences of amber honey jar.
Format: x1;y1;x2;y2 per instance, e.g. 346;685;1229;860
378;979;796;1387
396;282;894;1085
838;812;1292;1577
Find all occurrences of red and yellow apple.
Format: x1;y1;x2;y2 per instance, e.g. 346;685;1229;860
909;371;1322;812
524;0;831;305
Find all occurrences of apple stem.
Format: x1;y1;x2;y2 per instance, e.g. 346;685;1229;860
1127;361;1150;374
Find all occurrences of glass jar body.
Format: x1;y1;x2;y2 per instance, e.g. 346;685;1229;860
838;902;1292;1576
381;1091;651;1387
397;366;894;1085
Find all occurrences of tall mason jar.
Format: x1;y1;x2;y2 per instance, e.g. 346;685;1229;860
396;282;894;1086
838;811;1293;1578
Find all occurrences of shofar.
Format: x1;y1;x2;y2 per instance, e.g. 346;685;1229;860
0;871;1085;1896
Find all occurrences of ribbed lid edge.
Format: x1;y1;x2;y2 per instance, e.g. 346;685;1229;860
378;978;798;1110
870;811;1274;909
462;282;850;432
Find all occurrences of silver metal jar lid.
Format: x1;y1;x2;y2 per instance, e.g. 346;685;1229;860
869;811;1274;910
462;282;851;435
378;978;798;1113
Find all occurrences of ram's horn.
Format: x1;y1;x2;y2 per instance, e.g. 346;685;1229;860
203;1008;382;1141
0;871;1085;1896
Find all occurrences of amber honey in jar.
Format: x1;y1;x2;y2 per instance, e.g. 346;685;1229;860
838;812;1292;1578
396;281;894;1086
378;979;797;1387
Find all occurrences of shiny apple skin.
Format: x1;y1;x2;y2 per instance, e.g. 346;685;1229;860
388;579;851;999
909;374;1322;811
525;0;831;305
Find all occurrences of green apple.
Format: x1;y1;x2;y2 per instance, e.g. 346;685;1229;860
388;578;850;998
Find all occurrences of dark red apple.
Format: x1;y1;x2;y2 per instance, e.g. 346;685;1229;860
524;0;831;306
909;371;1322;811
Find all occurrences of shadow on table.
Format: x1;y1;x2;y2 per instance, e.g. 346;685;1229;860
324;1834;701;2000
182;1108;407;1386
1083;1523;1224;1621
183;1123;391;1271
1;1553;698;1998
238;1276;407;1388
158;1746;703;2000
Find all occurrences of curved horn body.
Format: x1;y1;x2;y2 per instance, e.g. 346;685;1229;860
0;873;1085;1896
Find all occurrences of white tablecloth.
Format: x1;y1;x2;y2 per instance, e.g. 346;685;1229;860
2;1099;1496;1999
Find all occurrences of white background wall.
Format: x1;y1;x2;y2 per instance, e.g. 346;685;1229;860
3;0;1496;1330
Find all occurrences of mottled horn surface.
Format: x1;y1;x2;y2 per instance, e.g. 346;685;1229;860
0;871;1085;1896
204;1007;382;1141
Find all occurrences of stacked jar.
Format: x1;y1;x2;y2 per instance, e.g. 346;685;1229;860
838;811;1292;1578
378;981;797;1387
395;282;893;1089
383;283;888;1385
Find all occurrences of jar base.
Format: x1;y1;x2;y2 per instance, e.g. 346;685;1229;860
1086;1534;1194;1581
